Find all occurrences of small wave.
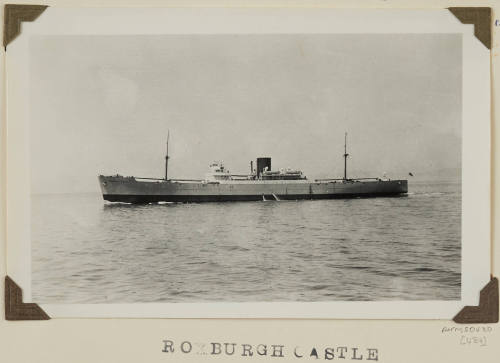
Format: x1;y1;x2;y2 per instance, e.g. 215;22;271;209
224;245;250;252
309;284;331;291
372;270;399;278
346;265;370;270
413;192;446;197
437;275;461;286
169;290;186;296
414;267;437;272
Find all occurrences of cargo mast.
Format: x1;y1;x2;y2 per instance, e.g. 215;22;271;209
165;131;170;181
343;132;349;180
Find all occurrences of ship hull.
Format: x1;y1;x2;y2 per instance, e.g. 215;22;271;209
99;176;408;203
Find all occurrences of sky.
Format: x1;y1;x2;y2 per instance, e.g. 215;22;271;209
30;34;461;194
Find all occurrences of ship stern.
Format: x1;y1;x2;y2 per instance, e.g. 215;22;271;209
400;179;408;194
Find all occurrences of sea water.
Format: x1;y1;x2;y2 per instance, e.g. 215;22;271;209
31;181;461;303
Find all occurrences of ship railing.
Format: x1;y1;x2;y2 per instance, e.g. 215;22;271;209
133;177;165;181
169;178;204;182
314;177;382;182
134;177;204;182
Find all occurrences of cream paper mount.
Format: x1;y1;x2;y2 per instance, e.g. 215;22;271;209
2;5;494;320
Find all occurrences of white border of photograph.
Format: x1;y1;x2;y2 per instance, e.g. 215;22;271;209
5;7;490;318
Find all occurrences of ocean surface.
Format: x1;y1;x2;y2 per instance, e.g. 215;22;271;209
31;181;461;303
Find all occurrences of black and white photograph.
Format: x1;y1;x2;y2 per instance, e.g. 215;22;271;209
2;5;499;363
29;32;462;305
4;7;491;318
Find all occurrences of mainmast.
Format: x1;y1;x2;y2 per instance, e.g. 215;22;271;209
343;132;349;180
165;131;170;181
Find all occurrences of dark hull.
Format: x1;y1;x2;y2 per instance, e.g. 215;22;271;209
99;175;408;204
103;192;407;203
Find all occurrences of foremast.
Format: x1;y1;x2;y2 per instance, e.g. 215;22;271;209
165;130;170;181
343;132;349;181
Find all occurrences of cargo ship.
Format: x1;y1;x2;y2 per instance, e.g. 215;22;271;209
98;133;408;203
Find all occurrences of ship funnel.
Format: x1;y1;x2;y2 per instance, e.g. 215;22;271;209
256;157;271;178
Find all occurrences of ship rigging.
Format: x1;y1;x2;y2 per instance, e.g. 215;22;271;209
98;133;408;203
